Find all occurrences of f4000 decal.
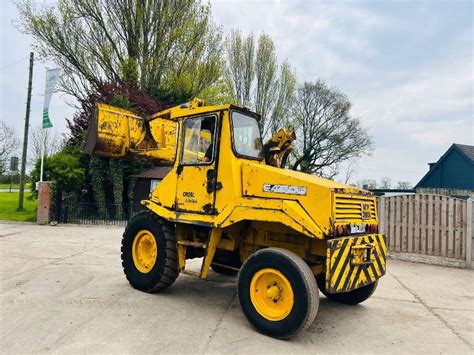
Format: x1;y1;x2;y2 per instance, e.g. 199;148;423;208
263;184;307;196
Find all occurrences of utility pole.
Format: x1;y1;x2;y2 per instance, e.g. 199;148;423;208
18;52;34;211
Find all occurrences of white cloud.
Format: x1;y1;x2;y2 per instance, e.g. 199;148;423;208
353;53;473;140
211;0;383;78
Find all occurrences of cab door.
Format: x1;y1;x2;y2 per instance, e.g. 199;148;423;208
176;114;219;214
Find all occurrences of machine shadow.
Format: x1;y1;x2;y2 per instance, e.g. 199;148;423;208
145;270;369;335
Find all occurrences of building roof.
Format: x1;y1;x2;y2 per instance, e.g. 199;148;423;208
415;143;474;188
131;166;172;179
456;144;474;161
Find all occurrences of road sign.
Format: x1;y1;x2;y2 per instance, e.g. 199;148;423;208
10;156;19;171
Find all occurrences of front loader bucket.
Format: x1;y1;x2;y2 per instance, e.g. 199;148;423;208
82;103;177;163
83;103;145;158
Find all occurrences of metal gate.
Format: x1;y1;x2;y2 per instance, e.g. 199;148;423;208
53;199;146;225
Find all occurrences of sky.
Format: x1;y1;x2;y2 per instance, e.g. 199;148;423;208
1;0;473;186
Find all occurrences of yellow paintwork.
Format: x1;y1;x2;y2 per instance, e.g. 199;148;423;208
86;98;386;292
200;228;222;279
265;127;296;165
250;268;294;321
326;234;387;293
82;103;176;163
84;99;223;163
132;230;158;273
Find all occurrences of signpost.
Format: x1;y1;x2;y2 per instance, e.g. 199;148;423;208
9;156;19;193
18;52;34;211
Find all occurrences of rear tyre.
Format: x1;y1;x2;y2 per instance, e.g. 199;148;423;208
121;210;178;292
316;274;378;305
237;248;319;339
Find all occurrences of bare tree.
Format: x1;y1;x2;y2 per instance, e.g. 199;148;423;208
341;159;358;184
291;81;373;177
396;181;412;189
28;126;63;166
224;30;297;138
17;0;223;103
0;121;19;175
379;177;392;189
356;179;377;190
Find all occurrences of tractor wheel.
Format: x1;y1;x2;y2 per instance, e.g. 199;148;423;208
316;274;378;305
237;248;319;339
121;210;178;292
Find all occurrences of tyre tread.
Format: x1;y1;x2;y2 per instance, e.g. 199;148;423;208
121;210;178;293
238;247;319;339
261;248;319;337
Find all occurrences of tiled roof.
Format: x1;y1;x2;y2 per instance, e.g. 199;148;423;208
455;144;474;161
131;166;172;179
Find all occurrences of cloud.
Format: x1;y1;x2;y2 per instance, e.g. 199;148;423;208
342;50;473;185
211;0;383;79
353;52;473;140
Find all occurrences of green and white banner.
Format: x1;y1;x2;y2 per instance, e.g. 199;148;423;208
42;68;61;129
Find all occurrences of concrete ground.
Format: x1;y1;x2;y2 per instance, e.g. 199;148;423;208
1;221;473;354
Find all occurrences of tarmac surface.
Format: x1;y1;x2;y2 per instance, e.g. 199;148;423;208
1;221;473;354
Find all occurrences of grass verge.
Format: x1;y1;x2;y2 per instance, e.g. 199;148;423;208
0;191;36;222
0;183;20;189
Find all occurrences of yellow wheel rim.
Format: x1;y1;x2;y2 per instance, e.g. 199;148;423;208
132;230;158;273
250;268;294;321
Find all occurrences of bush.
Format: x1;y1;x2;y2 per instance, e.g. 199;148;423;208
30;147;85;198
0;173;22;184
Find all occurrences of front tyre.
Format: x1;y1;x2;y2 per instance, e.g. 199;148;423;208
316;274;378;305
121;210;178;292
237;248;319;339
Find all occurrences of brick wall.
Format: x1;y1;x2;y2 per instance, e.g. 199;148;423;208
37;182;51;225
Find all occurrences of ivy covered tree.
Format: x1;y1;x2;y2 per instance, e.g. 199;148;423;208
65;83;154;214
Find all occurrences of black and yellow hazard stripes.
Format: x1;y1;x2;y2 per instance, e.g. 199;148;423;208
325;234;387;294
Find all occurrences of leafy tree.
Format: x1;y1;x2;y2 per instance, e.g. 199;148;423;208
291;80;373;178
18;0;226;217
223;30;297;138
30;147;85;196
17;0;223;103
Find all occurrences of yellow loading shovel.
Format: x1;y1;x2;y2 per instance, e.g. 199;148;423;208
325;235;387;293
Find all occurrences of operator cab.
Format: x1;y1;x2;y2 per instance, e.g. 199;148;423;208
175;108;264;215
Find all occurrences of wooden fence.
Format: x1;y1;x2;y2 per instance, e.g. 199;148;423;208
377;194;473;266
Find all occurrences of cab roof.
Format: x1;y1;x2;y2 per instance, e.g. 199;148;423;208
149;98;260;121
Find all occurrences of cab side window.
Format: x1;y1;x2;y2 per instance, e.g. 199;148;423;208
181;116;216;165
